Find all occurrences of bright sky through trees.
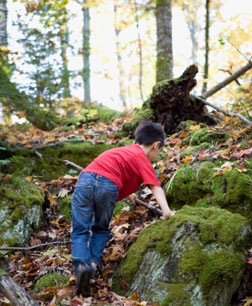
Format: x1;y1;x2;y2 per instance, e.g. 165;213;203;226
6;0;252;117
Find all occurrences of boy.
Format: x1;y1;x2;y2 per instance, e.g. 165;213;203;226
71;121;176;297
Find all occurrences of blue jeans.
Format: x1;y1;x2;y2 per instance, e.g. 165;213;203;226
71;172;119;272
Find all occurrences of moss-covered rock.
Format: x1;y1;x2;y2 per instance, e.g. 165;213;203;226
0;175;44;246
113;206;252;306
165;162;252;223
34;272;69;291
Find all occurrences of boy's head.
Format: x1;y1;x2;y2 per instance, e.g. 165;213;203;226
135;121;165;147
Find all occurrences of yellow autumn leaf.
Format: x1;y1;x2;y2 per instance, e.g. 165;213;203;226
189;124;201;131
17;111;25;118
39;96;44;103
222;166;232;173
50;220;59;226
224;116;231;124
181;155;194;164
213;170;223;177
178;131;188;138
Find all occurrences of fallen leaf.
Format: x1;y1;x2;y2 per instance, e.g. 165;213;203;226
189;124;201;131
181;155;194;164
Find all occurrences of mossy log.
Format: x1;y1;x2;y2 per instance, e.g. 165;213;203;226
150;65;216;134
0;272;39;306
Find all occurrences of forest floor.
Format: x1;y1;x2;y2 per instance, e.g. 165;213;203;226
1;114;252;305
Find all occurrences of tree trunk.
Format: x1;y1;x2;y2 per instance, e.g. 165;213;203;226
187;20;198;65
202;0;210;94
82;0;91;106
0;61;60;130
133;0;144;102
0;272;39;306
155;0;173;82
0;0;7;46
0;0;7;123
60;15;71;99
114;5;127;110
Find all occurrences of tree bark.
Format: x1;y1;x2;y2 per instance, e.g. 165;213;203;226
82;0;91;105
134;0;144;102
114;5;127;110
202;0;210;94
0;273;39;306
155;0;173;82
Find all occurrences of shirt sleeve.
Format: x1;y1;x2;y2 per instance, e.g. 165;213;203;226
140;163;160;187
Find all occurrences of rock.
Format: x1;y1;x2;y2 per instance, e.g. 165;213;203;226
0;175;44;247
113;206;252;306
165;162;252;224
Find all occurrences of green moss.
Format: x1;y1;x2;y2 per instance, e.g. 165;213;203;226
179;246;243;296
166;162;252;220
182;127;230;146
161;284;191;306
200;251;242;293
180;142;211;158
58;195;72;222
34;272;69;291
0;175;44;246
122;100;154;136
114;206;251;295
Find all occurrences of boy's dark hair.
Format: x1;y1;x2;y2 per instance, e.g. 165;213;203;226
135;121;165;147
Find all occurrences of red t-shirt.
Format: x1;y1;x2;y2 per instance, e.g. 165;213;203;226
81;144;160;201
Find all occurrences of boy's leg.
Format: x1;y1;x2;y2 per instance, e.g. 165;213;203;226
89;176;118;267
71;173;95;271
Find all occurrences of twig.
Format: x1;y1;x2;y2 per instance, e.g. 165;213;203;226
0;241;71;252
135;198;162;216
34;150;43;160
192;94;252;125
63;160;83;171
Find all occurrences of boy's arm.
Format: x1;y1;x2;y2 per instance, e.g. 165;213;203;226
149;185;176;219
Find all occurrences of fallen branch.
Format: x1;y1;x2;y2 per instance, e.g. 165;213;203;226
203;61;252;99
0;240;71;252
135;198;162;216
63;160;83;171
0;272;39;306
192;94;252;125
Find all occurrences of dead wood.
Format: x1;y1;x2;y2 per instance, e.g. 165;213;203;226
135;198;162;216
149;62;252;134
0;272;39;306
0;240;70;252
192;95;252;125
150;65;216;134
203;61;252;99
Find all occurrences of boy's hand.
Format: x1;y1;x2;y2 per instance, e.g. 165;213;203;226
161;210;176;220
127;193;137;206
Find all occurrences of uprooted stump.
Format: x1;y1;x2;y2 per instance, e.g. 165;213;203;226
122;65;217;136
150;65;216;134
